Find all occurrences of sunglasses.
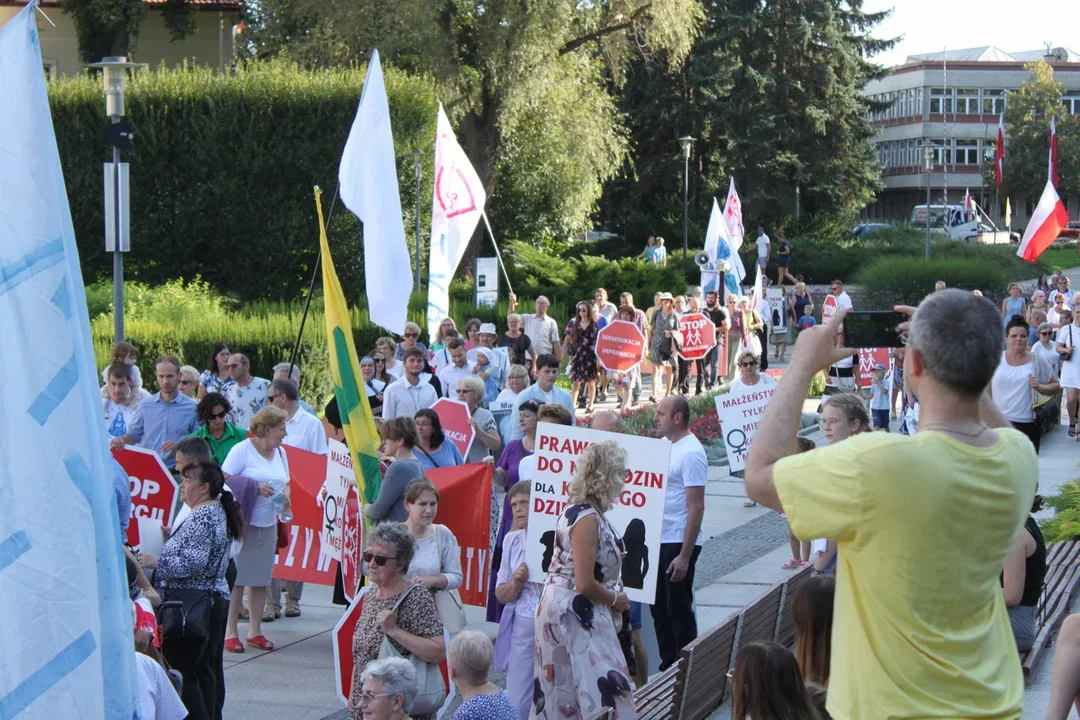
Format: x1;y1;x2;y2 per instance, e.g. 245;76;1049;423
739;361;757;368
373;358;386;363
209;410;227;420
1041;331;1052;336
456;388;473;395
362;551;396;566
179;379;195;385
268;394;282;402
404;333;419;338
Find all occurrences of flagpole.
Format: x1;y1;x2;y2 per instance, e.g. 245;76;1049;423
481;210;515;297
288;183;340;375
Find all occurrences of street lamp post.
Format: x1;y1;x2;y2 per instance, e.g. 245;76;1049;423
412;149;424;293
88;56;144;343
921;142;938;261
678;136;695;256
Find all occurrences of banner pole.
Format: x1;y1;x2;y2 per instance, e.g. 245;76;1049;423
481;210;514;297
289;183;340;376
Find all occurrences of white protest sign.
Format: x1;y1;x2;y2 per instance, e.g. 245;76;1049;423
526;424;670;604
320;439;355;561
766;289;787;333
714;386;776;472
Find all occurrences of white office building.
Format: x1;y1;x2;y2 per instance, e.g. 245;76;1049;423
862;46;1080;228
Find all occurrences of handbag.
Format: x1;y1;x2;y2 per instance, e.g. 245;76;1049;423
433;525;467;633
276;521;289;550
378;584;447;714
1064;326;1075;362
158;588;214;645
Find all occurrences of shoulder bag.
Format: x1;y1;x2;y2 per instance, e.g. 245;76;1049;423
378;584;447;714
158;524;228;647
1031;356;1057;433
432;525;467;633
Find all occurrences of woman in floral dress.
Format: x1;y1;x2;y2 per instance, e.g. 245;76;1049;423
562;301;600;413
532;441;636;720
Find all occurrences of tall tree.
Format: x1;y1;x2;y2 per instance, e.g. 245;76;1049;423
60;0;200;61
241;0;704;242
984;61;1080;212
601;0;894;238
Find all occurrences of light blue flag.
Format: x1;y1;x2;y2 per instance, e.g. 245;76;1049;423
0;5;137;718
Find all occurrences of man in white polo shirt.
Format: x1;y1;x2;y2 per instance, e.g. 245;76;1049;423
517;294;564;365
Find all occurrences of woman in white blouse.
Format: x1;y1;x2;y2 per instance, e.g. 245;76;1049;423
402;478;465;630
221;406;291;653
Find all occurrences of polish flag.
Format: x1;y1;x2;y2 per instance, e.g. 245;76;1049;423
1016;179;1069;262
1050;116;1060;188
994;114;1004;187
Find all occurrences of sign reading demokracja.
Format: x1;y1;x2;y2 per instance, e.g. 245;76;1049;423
526;424;671;604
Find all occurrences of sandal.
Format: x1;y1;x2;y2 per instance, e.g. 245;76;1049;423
1070;423;1076;438
744;500;757;508
247;635;274;651
781;558;802;569
224;638;244;654
262;609;279;622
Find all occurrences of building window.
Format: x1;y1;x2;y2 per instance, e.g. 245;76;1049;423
956;88;979;114
1063;96;1080;115
932;139;953;165
915;87;923;115
955;139;979;164
930;88;953;114
982;89;1005;115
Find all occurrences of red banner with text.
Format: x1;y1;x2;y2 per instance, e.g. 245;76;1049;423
273;446;338;585
427;463;493;608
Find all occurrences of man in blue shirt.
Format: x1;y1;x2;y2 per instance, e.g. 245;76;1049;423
110;355;198;470
508;353;575;442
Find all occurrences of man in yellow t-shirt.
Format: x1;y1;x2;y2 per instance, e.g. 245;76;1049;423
745;290;1037;720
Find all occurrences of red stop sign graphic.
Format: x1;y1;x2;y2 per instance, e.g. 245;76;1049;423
112;446;179;550
432;398;476;460
678;313;717;361
594;319;646;373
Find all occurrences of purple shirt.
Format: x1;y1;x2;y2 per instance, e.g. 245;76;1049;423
497;439;533;489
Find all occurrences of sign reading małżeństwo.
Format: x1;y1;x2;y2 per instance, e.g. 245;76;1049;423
714;386;776;472
525;424;670;604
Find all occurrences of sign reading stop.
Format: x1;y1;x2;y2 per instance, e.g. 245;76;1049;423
432;398;476;460
112;446;179;550
821;295;838;324
856;348;891;388
677;312;716;361
594;319;646;373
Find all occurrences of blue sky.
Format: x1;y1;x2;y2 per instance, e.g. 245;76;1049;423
863;0;1080;68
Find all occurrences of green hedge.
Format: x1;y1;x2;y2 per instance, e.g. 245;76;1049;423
855;257;1010;308
51;61;437;304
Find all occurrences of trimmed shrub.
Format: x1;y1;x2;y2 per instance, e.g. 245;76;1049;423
855;257;1010;308
50;61;437;304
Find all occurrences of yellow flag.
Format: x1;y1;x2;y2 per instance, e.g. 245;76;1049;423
315;187;383;515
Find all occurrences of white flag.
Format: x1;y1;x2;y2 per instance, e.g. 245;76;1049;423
0;6;136;717
426;104;486;340
702;197;742;300
339;49;413;335
724;178;745;253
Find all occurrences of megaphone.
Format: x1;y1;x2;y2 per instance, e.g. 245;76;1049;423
694;250;713;268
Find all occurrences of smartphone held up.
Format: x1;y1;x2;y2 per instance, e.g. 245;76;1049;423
842;311;906;349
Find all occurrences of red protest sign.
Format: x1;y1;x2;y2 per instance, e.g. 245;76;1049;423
857;348;891;388
274;445;336;585
821;295;838;324
594;319;646;373
428;463;494;607
431;398;475;460
678;312;716;361
113;446;178;550
340;485;363;602
332;588;455;707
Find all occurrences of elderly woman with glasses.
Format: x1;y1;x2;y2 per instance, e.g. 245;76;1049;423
396;322;428;360
729;350;776;395
348;523;445;720
353;657;418;720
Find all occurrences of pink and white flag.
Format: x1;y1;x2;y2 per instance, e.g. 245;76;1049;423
426;103;486;340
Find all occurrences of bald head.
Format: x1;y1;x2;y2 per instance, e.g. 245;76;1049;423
655;395;691;439
591;411;625;434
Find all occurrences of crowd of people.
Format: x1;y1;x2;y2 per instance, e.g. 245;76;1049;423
105;264;1079;720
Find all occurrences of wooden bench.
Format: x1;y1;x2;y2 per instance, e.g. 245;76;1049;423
673;615;739;719
776;565;814;647
1022;540;1080;682
634;660;684;720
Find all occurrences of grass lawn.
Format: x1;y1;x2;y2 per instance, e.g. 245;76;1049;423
1037;246;1080;272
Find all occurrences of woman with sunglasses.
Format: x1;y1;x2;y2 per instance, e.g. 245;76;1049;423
361;356;386;417
396;322;428;360
348;523;445;720
562;300;600;413
191;392;247;465
533;441;636;719
732;351;776;508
